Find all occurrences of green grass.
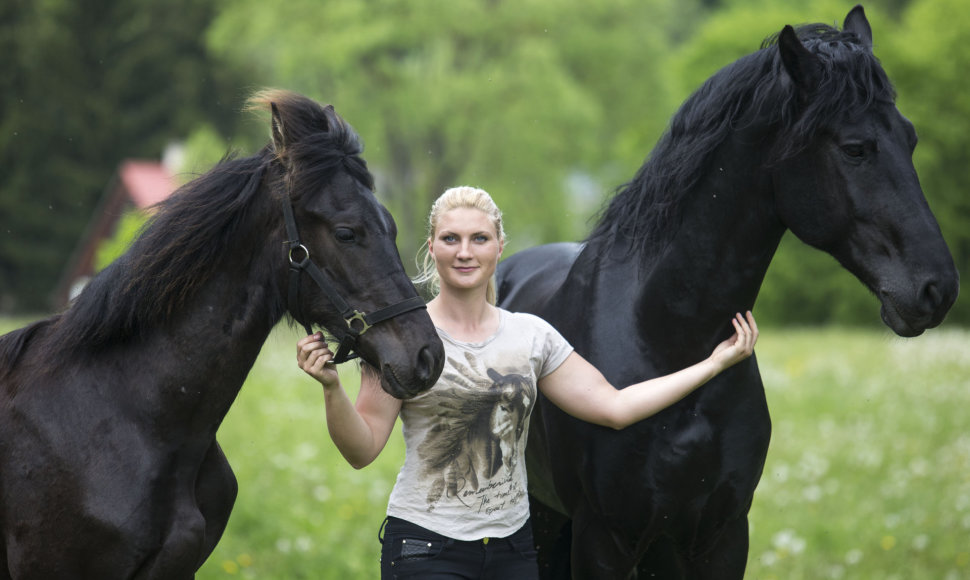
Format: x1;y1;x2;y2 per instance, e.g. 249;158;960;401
2;318;968;578
746;328;970;580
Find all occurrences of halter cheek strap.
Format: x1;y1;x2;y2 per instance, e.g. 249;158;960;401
281;197;426;364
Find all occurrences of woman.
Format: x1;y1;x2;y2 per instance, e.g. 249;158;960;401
296;186;758;578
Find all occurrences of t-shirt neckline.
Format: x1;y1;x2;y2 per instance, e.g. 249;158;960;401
435;309;507;349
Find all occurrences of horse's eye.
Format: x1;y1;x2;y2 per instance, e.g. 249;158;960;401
334;228;356;243
841;143;866;158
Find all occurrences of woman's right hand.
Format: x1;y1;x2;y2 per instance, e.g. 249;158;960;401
297;333;340;389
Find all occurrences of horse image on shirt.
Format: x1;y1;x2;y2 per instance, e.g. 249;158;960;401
420;352;535;512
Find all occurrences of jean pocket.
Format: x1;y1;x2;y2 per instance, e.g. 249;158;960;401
390;536;446;561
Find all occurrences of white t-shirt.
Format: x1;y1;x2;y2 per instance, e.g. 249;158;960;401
385;309;573;540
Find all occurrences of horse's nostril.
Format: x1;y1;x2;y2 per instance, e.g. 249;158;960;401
917;280;953;317
922;282;942;309
416;346;441;385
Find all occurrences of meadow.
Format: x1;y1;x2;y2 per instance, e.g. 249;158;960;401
1;318;967;578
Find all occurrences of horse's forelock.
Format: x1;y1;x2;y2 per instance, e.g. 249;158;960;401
285;130;375;203
765;22;895;160
252;92;374;200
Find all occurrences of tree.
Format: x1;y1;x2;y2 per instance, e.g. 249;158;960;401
205;0;701;261
0;0;247;314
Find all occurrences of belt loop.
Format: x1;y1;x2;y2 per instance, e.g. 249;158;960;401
378;516;390;545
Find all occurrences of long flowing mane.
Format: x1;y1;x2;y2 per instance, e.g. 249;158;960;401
54;154;275;349
51;90;375;350
588;22;896;257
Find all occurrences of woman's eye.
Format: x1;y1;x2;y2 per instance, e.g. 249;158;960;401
335;228;356;243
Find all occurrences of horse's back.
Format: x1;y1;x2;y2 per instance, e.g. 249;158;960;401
497;242;582;313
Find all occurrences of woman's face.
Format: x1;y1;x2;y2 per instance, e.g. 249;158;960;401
429;208;503;294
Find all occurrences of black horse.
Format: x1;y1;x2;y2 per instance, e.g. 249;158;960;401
497;7;958;579
0;90;444;579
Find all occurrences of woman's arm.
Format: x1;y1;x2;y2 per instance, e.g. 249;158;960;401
297;333;402;469
538;312;758;430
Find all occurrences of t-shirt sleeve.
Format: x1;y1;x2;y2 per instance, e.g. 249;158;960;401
533;316;574;378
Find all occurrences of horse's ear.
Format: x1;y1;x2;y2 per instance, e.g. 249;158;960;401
843;4;873;49
270;102;287;157
321;104;337;133
779;24;823;93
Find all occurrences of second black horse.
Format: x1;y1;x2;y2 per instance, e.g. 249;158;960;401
498;7;958;578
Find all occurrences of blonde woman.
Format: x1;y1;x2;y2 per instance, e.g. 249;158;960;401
297;186;758;578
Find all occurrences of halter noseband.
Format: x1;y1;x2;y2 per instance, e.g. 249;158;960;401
281;194;426;364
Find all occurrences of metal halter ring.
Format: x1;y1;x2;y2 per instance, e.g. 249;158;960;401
345;310;373;335
288;243;310;267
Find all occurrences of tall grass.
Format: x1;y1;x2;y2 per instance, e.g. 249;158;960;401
2;318;967;578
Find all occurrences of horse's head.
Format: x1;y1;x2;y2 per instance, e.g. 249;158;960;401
770;6;958;337
257;91;444;397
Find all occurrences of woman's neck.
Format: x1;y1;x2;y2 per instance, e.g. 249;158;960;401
427;290;500;343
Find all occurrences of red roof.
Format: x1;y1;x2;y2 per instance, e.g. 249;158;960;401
119;161;175;209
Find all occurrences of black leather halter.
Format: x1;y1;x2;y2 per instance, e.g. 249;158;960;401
282;196;426;364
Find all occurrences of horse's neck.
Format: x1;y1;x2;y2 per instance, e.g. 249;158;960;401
140;254;280;431
657;157;780;333
585;147;783;368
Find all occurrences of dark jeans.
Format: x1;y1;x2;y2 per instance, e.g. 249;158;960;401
379;515;539;579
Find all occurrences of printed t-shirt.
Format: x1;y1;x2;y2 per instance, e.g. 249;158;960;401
385;309;573;540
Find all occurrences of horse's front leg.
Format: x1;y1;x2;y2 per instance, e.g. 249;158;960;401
684;516;749;580
0;541;10;580
569;504;639;580
194;440;238;568
632;515;749;580
133;441;236;580
529;497;571;580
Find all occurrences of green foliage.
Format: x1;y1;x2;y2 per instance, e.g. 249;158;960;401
757;237;884;327
94;210;149;270
0;0;248;314
205;0;701;258
181;123;241;177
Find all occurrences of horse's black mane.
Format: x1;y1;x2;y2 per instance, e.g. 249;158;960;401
588;21;896;255
53;90;374;349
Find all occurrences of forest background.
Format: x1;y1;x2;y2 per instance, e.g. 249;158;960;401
1;0;967;326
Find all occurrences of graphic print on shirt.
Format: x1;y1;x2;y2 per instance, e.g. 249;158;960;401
419;351;536;515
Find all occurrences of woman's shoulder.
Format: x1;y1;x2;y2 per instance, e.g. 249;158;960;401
499;309;560;334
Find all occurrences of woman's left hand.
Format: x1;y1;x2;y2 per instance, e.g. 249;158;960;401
710;311;759;371
297;332;340;389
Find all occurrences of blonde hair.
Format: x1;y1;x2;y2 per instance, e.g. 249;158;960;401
414;186;506;304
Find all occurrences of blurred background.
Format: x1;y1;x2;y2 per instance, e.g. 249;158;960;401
1;0;966;325
1;0;968;578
